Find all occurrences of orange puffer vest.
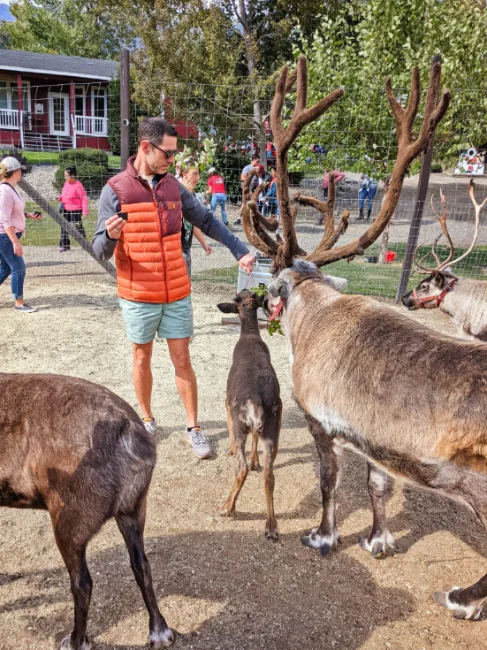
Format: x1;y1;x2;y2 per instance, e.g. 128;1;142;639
108;157;191;304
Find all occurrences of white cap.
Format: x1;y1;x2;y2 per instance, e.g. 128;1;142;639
0;156;25;172
208;167;216;174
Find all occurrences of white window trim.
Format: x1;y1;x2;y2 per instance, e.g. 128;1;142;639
74;85;86;116
0;79;30;112
91;86;107;119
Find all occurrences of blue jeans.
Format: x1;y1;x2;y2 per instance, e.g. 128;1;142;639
358;188;368;210
0;232;25;299
211;193;228;224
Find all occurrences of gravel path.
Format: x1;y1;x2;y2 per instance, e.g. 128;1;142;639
0;274;485;650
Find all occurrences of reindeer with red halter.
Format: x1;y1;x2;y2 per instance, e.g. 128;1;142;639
244;56;487;620
402;183;487;340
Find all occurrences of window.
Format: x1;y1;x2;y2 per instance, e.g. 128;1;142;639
75;86;85;116
0;80;30;112
91;87;107;119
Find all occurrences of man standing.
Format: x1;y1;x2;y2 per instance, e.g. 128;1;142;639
93;117;255;459
206;167;228;226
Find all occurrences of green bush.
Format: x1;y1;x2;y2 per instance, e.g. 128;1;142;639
55;148;109;192
0;147;32;174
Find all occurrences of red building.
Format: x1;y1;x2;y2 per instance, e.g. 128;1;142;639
0;50;117;152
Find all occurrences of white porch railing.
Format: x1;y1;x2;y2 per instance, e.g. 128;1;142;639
0;109;19;130
74;115;108;136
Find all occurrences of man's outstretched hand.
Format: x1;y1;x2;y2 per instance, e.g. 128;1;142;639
238;253;256;273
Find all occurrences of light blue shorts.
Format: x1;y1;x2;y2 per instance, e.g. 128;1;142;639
119;295;193;344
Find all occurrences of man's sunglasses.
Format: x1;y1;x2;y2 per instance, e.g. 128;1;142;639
149;142;179;159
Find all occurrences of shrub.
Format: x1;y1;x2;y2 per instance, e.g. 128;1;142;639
55;148;109;192
431;162;443;173
0;147;32;174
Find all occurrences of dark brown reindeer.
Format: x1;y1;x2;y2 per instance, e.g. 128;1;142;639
217;289;282;540
402;182;487;340
0;373;175;649
243;56;487;622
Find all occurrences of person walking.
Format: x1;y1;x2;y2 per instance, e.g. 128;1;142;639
93;117;255;459
181;166;213;276
206;167;228;226
358;173;370;220
0;156;42;312
57;166;89;252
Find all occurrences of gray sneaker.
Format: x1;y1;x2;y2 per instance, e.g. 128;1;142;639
14;303;37;313
142;417;157;435
184;426;212;459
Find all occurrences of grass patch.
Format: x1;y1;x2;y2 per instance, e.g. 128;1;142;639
23;202;98;246
23;152;121;169
193;266;238;284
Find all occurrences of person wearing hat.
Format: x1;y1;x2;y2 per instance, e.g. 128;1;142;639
0;156;42;312
206;167;229;226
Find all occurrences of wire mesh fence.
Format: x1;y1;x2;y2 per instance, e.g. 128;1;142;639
1;77;486;301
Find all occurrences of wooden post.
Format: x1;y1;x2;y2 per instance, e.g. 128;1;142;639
19;177;117;279
16;73;23;148
120;48;130;170
395;55;441;302
69;80;75;148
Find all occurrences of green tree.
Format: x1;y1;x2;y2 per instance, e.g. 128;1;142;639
3;0;133;59
295;0;487;175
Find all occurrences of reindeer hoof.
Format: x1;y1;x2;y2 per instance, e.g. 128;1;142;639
220;503;235;517
359;531;397;559
60;636;91;650
265;528;279;541
150;627;176;648
434;589;485;621
301;528;340;556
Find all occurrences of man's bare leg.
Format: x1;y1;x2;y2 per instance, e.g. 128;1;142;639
133;341;154;419
167;337;198;428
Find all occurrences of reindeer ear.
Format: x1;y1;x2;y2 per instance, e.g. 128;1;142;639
323;275;348;292
433;273;446;288
217;302;238;314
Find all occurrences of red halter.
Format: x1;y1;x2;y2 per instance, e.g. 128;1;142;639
412;277;457;308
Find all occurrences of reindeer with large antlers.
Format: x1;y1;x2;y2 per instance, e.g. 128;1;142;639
402;181;487;341
244;56;487;620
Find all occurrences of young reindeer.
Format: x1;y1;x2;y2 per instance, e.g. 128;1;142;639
243;57;487;621
0;373;175;649
402;183;487;340
217;289;282;540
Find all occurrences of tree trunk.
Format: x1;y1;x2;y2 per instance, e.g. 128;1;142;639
378;223;390;264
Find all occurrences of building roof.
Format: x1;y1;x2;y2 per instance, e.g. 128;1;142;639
0;50;118;81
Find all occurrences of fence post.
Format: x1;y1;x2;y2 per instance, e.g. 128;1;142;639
120;48;130;171
395;54;441;302
19;177;117;280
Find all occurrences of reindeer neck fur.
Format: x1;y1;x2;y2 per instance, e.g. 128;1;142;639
440;277;487;341
238;307;261;337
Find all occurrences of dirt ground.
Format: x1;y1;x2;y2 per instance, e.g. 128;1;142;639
0;270;486;650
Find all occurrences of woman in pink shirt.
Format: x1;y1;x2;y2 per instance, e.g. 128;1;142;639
58;166;89;252
0;156;42;312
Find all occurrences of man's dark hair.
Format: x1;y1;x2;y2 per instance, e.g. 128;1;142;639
251;155;260;162
138;117;178;145
65;166;77;177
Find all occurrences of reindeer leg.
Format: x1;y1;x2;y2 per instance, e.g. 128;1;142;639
116;498;175;648
248;430;261;471
359;462;397;558
226;401;237;456
301;415;341;556
262;435;279;541
52;513;93;650
221;426;248;517
435;574;487;621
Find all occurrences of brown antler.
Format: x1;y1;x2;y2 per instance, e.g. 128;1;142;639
443;180;487;270
305;61;450;267
262;56;344;268
294;171;350;253
415;189;455;273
